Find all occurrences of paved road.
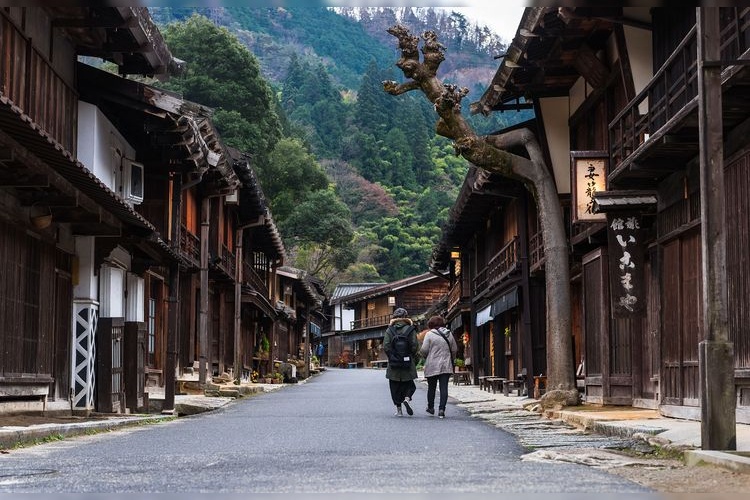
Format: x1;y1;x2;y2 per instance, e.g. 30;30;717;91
0;368;652;494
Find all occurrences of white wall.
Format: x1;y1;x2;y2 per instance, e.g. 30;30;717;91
77;101;136;193
624;25;654;114
73;236;98;301
331;304;355;331
539;96;572;194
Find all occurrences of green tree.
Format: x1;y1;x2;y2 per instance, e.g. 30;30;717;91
258;137;328;221
161;14;282;167
281;188;356;289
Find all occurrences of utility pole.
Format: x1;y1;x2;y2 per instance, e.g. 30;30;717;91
696;7;736;451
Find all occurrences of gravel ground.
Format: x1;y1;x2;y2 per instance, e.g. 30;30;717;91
605;451;750;494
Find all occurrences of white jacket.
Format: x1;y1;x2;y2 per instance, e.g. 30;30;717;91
419;327;457;377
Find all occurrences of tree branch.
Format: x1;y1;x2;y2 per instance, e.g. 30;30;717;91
383;79;420;96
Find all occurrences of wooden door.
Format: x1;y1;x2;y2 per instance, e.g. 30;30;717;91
634;255;660;406
661;228;702;408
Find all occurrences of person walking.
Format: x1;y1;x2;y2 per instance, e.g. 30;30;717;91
419;315;457;418
383;307;419;417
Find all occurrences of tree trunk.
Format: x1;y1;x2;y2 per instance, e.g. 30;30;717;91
385;26;577;406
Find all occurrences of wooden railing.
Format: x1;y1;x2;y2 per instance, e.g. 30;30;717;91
610;8;750;172
473;237;520;296
243;261;269;297
447;279;463;311
0;14;78;153
529;230;545;271
180;224;200;267
351;313;392;330
218;243;235;278
609;25;698;171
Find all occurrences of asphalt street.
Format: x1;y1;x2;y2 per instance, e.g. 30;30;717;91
0;368;654;494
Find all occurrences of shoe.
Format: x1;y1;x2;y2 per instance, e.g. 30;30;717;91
403;398;413;416
394;406;403;417
426;407;435;415
438;410;445;419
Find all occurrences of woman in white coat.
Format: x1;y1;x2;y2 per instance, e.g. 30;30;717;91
419;315;457;418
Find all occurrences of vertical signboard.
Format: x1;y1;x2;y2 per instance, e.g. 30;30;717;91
606;213;645;316
571;151;608;223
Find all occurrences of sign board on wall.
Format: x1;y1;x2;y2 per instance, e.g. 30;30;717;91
571;151;608;223
606;213;645;316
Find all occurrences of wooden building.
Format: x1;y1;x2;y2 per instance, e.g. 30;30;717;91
473;7;750;423
0;6;180;412
333;273;449;368
274;266;325;379
430;163;546;394
0;6;293;414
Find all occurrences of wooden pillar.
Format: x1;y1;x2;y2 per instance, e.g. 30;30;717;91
199;197;210;384
519;193;534;396
234;227;243;384
164;173;182;414
697;7;736;450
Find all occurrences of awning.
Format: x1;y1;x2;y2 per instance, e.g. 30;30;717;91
449;315;463;331
342;328;388;342
476;305;493;327
490;287;519;317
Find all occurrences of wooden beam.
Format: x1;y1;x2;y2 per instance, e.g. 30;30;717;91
573;43;610;89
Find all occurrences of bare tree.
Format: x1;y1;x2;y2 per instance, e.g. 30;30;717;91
384;25;578;406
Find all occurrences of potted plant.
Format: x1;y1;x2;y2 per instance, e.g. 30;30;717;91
454;358;466;371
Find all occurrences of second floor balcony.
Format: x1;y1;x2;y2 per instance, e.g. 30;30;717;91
609;8;750;185
473;236;521;298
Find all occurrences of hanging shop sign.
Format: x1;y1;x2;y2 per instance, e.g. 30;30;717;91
606;212;645;316
571;151;608;223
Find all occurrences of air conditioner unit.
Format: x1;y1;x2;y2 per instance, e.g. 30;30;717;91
120;158;144;205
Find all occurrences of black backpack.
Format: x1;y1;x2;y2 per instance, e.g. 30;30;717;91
387;326;414;369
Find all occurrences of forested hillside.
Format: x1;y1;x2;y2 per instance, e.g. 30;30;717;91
149;7;531;291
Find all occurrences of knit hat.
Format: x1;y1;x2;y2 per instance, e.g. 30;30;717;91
392;307;408;318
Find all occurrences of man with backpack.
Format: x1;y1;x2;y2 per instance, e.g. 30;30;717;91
383;307;419;416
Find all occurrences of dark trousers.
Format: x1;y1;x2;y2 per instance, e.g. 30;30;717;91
389;379;416;406
426;373;451;411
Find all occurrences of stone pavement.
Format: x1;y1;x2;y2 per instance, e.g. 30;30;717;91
443;380;750;473
2;371;749;474
0;380;285;450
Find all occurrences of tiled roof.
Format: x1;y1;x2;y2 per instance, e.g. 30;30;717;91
330;283;384;303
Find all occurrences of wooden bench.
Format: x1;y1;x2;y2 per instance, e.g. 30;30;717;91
483;377;505;394
452;371;471;385
502;379;524;396
478;376;495;391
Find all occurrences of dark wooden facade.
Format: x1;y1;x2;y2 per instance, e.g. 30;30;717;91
475;7;750;422
0;7;295;414
431;166;545;393
0;7;176;412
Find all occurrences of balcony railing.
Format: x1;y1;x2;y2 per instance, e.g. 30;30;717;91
0;14;78;153
610;8;750;174
473;237;520;296
243;261;269;297
351;314;392;331
447;280;463;311
218;243;235;278
610;25;699;172
180;224;200;267
529;230;545;272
